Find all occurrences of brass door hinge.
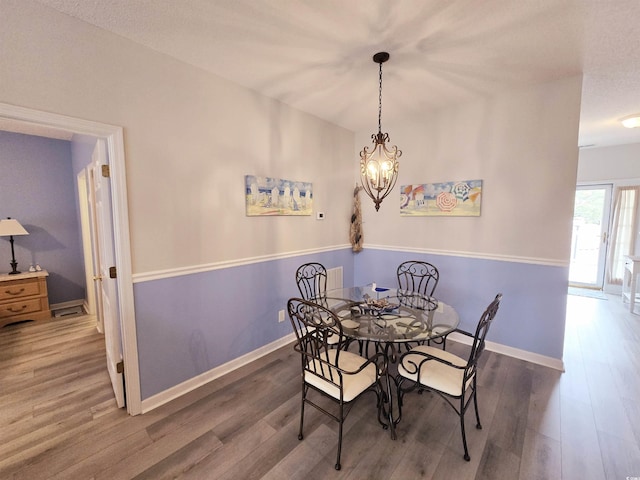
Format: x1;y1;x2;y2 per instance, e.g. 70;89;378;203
102;165;110;177
109;266;117;278
116;361;124;374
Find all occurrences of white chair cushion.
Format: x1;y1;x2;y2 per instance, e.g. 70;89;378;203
397;345;471;397
305;350;378;402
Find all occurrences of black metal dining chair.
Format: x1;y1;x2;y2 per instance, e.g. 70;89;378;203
396;293;502;461
294;262;347;348
397;260;447;349
288;298;386;470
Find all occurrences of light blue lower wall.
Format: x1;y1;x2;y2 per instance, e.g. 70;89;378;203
354;249;568;360
133;248;355;399
134;246;568;400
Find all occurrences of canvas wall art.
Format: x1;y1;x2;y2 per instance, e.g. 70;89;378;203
245;175;313;216
400;179;482;216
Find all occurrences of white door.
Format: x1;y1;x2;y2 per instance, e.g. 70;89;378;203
86;168;105;332
90;140;126;408
77;171;99;322
569;184;613;289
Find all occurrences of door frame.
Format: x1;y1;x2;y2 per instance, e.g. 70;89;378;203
0;102;141;415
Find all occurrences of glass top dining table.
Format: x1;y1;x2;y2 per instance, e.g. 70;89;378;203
318;286;460;345
315;286;460;440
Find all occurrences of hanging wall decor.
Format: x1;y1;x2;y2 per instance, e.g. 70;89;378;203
245;175;312;216
350;185;364;252
400;179;482;216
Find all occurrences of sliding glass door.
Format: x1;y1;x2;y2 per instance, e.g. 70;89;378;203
569;184;613;289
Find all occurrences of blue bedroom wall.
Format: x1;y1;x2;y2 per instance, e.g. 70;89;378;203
0;131;86;304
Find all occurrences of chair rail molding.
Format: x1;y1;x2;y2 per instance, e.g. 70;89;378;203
132;244;352;283
367;243;569;268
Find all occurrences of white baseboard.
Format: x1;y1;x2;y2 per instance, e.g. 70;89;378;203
50;299;85;311
141;332;297;413
447;332;565;372
141;329;564;415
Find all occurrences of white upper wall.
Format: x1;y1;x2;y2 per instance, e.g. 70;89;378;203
1;0;585;270
1;0;355;274
578;143;640;183
356;76;583;264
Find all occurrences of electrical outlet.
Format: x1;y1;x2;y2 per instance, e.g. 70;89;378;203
278;309;285;323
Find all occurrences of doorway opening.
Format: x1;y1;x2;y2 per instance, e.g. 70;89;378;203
0;102;141;414
569;184;613;290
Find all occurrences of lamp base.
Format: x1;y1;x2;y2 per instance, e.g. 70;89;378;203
9;260;20;275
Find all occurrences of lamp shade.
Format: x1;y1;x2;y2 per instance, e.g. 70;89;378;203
0;218;29;236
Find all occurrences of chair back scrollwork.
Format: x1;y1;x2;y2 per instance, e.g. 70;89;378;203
288;298;344;381
397;261;439;297
295;262;328;302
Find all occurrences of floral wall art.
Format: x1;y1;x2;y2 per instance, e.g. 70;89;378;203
400;179;482;216
245;175;313;216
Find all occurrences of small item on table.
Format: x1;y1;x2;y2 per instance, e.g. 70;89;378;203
361;294;398;313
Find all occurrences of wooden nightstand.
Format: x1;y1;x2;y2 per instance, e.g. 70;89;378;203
0;270;51;328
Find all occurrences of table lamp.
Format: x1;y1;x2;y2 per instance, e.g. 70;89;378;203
0;218;30;275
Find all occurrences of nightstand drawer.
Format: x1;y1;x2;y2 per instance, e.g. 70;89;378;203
0;279;42;301
0;271;51;327
0;297;44;318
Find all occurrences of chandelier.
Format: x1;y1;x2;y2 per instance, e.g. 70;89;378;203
359;51;402;211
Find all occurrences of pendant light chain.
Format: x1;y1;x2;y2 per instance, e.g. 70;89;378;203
378;61;383;134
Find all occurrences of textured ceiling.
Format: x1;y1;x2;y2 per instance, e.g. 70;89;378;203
29;0;640;148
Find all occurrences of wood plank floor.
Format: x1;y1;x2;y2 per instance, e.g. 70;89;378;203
1;293;640;479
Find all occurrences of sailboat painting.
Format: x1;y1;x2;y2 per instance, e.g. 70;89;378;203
245;175;313;216
400;179;482;217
